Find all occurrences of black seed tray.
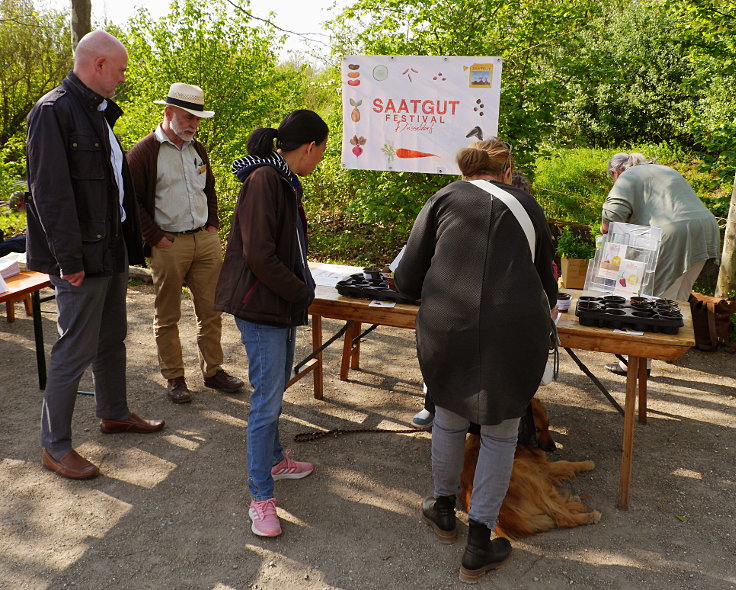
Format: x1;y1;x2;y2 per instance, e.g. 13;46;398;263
335;274;418;305
574;296;683;334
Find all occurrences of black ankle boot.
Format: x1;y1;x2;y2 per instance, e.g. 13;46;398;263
420;495;457;543
459;519;512;583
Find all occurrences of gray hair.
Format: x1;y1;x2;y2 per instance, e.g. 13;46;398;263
607;152;652;176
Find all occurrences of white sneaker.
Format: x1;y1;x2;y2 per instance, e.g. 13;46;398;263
249;498;281;537
412;408;434;429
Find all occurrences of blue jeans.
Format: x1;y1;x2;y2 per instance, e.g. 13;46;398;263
432;406;519;529
235;318;295;501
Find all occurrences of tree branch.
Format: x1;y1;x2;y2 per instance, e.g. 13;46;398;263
223;0;331;48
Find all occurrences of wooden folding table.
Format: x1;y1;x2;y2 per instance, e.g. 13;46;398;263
293;286;694;509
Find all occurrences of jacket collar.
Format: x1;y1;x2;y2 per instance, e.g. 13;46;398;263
62;71;124;125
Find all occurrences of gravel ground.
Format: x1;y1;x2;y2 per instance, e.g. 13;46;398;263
1;282;735;590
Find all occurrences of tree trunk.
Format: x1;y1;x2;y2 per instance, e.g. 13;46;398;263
71;0;91;50
715;171;736;298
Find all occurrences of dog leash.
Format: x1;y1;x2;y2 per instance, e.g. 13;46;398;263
294;426;420;442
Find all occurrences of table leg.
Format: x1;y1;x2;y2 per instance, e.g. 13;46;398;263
639;359;647;424
340;322;360;380
312;314;323;400
638;359;648;424
32;290;46;390
618;355;639;509
350;321;362;370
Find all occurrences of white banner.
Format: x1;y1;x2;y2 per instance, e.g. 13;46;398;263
341;55;502;175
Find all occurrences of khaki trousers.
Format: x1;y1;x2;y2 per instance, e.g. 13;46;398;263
150;229;223;380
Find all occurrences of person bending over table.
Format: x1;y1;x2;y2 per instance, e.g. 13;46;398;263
215;110;328;538
410;169;554;430
395;138;557;582
601;152;720;376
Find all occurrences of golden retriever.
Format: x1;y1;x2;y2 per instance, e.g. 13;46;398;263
460;398;601;539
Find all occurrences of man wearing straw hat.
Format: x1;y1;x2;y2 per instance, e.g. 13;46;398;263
128;83;244;403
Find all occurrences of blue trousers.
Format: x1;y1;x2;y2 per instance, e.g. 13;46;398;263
432;406;519;529
235;318;295;501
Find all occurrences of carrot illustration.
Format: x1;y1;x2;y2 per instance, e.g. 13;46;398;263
395;148;437;158
381;142;437;163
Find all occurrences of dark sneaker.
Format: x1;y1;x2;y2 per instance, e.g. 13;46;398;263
421;495;457;543
167;377;192;404
204;369;244;393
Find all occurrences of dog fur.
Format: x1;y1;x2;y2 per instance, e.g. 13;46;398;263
459;398;602;539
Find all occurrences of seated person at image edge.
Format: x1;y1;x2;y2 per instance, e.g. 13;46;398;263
127;83;244;403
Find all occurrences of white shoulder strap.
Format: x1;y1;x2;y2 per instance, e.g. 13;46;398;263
467;179;536;262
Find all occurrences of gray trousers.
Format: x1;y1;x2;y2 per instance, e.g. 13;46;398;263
432;406;519;529
41;267;131;456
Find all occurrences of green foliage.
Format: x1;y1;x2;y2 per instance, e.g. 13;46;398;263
114;0;316;240
556;2;696;147
331;0;603;163
0;210;25;236
555;226;596;259
532;148;611;225
0;0;71;144
0;0;732;269
0;136;26;198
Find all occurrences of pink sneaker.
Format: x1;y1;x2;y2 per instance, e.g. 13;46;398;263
249;498;281;537
271;449;314;480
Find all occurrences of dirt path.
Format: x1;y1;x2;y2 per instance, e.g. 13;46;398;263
1;282;735;590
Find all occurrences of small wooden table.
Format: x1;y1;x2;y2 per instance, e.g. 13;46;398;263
556;292;694;509
297;286;694;510
0;271;52;388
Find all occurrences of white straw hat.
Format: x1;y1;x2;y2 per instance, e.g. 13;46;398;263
154;82;214;118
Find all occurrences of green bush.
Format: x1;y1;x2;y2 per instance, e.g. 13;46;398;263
531;145;728;230
555;226;596;259
532;148;610;225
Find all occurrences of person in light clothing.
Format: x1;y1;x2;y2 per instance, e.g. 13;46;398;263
601;152;720;375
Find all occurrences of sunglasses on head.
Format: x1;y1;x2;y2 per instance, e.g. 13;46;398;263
502;141;513;169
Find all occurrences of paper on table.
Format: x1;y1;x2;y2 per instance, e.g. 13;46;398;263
0;259;20;279
308;261;364;287
369;300;396;308
0;252;26;271
0;273;7;294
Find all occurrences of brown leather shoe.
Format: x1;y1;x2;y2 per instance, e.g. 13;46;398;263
42;449;99;479
204;369;244;393
166;376;192;403
100;413;165;434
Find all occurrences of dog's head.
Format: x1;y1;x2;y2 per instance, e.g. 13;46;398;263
531;397;557;452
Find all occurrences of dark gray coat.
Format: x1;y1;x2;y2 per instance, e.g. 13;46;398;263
25;72;143;277
395;180;557;425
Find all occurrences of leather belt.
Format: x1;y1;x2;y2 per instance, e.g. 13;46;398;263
171;226;204;235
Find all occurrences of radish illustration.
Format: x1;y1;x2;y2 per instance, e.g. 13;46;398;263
350;135;366;156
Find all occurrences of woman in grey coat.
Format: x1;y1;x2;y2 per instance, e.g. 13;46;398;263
395;139;557;582
601;152;720;376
